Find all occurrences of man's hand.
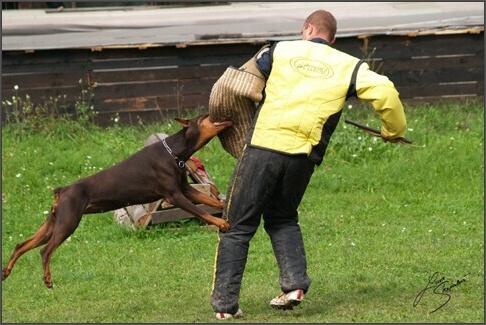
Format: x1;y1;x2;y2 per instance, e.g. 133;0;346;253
345;119;413;144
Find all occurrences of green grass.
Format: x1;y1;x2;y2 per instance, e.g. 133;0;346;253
2;100;484;323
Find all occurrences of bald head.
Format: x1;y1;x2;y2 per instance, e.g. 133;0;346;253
301;10;337;44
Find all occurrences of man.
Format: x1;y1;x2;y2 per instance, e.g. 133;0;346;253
210;9;407;320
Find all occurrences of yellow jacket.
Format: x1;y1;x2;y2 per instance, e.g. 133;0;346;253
250;40;407;155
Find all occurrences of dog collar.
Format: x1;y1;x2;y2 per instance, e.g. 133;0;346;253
162;138;185;169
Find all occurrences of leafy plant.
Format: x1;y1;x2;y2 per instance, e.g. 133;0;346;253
1;79;97;142
360;36;383;73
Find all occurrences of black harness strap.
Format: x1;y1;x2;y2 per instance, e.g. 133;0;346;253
346;59;365;100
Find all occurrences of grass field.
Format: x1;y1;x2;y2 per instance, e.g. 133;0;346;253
1;99;484;323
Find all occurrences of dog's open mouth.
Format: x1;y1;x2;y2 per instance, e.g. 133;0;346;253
209;115;232;127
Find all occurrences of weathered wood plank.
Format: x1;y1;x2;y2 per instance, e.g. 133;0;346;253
335;33;484;60
89;65;226;83
88;43;262;61
91;78;215;100
2;50;92;73
381;54;484;73
388;66;484;87
95;93;211;113
397;81;484;99
2;72;88;89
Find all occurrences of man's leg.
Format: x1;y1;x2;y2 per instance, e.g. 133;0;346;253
210;147;284;314
263;155;314;294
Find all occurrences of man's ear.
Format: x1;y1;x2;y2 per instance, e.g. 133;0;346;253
307;25;315;39
302;23;313;40
174;117;190;128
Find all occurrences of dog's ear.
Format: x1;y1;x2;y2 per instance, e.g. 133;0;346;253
174;117;190;128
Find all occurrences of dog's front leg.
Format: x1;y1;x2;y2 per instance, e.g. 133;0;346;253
166;191;229;232
182;184;225;210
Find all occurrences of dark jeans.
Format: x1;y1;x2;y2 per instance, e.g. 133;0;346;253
210;146;314;314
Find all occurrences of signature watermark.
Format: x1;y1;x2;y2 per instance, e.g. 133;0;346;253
413;271;469;313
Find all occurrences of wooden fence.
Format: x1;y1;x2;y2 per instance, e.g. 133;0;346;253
2;31;484;126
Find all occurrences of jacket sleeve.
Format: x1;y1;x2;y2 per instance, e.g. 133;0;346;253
355;63;407;139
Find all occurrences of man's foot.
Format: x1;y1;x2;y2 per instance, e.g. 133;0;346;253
270;289;304;310
215;308;243;320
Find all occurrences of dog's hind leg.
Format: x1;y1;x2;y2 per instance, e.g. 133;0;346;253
2;206;57;282
40;195;86;288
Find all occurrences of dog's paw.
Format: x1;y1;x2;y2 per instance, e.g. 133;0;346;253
2;267;11;281
218;220;230;232
216;202;225;210
43;275;54;289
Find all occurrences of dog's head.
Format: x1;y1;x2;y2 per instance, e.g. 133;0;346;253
175;114;232;151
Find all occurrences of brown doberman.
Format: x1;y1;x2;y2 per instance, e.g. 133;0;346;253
2;113;231;288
